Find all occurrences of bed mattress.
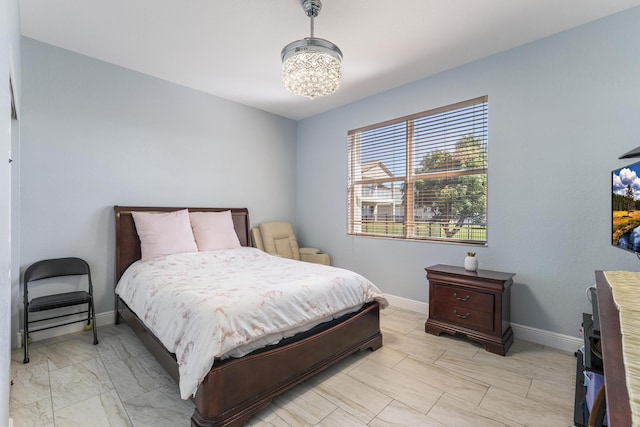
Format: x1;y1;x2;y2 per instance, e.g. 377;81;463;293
115;247;388;399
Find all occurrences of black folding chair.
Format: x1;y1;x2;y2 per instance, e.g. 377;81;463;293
23;257;98;363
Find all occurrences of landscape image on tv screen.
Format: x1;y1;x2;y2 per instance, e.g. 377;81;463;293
613;160;640;252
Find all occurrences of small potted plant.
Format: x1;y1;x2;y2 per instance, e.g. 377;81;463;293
464;252;478;272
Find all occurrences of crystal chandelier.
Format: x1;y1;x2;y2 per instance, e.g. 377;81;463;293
281;0;343;100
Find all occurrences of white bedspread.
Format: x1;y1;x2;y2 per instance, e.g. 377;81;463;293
115;247;388;399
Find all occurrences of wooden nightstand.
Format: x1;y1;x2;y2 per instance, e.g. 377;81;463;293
424;264;515;356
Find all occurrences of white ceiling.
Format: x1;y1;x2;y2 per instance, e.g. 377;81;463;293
18;0;640;120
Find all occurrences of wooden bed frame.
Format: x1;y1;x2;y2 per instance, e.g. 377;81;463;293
113;206;383;427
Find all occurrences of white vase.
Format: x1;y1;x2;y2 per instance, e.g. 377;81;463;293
464;255;478;272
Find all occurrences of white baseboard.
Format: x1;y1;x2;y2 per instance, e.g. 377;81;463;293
384;294;429;314
26;296;583;354
384;293;582;354
510;322;582;353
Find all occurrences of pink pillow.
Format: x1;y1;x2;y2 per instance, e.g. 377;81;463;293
132;209;198;261
189;210;241;251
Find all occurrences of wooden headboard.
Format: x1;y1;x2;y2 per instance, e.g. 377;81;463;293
113;206;250;283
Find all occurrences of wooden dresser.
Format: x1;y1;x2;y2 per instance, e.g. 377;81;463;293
594;270;632;426
425;264;514;355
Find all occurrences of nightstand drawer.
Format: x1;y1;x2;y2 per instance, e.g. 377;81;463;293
432;302;494;333
432;284;494;313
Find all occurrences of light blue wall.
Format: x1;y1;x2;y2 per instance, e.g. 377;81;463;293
20;38;297;315
296;7;640;337
18;8;640;341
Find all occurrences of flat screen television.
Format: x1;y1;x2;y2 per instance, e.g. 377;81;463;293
612;160;640;252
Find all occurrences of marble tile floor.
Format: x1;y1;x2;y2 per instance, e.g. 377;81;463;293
9;307;577;426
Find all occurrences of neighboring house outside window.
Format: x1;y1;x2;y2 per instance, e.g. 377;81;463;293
347;96;488;245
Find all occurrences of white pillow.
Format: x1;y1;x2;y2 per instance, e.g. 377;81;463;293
189;210;241;251
132;209;198;261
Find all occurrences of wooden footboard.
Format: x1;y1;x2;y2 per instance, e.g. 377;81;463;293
192;302;382;426
116;298;382;427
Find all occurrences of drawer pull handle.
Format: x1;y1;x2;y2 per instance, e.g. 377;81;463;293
453;292;470;302
454;310;470;319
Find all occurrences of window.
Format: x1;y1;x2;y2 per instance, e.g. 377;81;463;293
347;96;488;244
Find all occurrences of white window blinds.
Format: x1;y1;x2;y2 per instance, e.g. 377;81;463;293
348;96;488;244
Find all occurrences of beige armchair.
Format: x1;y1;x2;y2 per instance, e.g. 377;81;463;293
251;221;330;265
